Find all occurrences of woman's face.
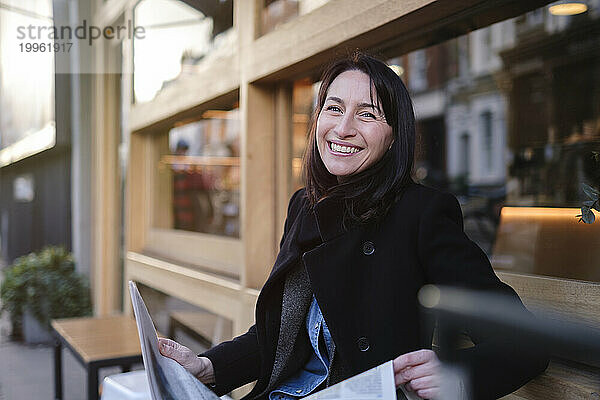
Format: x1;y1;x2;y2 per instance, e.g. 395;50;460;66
316;70;394;178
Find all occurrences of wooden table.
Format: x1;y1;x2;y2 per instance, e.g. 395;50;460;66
51;316;143;400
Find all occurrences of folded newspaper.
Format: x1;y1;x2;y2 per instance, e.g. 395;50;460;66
129;281;221;400
129;280;419;400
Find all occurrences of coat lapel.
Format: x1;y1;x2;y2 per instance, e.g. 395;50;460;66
262;263;313;396
313;196;347;242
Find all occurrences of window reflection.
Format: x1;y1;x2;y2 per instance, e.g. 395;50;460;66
491;207;600;282
287;1;600;282
261;0;330;35
291;78;319;190
158;108;240;238
134;0;234;103
393;1;600;281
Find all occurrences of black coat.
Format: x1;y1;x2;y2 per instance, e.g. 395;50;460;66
203;183;548;399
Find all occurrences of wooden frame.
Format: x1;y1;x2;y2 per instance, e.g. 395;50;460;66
274;83;294;245
129;52;240;133
125;251;257;336
91;28;124;316
146;229;242;278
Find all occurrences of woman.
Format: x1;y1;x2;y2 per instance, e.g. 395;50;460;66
159;53;547;399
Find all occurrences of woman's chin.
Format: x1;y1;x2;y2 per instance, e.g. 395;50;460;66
325;166;356;179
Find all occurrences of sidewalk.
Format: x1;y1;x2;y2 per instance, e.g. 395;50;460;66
0;298;141;399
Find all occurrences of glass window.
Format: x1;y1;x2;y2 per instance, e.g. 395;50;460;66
291;78;319;190
261;0;331;35
398;1;600;282
287;1;600;283
133;0;235;103
480;111;493;173
155;105;240;238
409;49;428;92
459;133;471;179
0;0;55;163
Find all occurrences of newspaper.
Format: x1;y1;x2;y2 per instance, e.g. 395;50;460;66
128;281;220;400
303;360;420;400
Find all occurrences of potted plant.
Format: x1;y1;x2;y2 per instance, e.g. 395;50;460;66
0;246;92;343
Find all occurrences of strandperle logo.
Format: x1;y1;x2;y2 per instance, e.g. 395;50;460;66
16;19;146;46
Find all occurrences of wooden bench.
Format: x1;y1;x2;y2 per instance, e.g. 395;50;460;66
51;316;143;400
168;310;233;349
489;207;600;399
491;207;600;282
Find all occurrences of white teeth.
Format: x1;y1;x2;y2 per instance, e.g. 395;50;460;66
330;142;360;154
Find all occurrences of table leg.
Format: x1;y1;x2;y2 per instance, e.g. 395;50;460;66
87;365;99;400
54;338;62;400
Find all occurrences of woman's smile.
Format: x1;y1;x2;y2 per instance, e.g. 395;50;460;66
327;140;364;156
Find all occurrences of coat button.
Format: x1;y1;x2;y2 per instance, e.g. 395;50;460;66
357;336;370;352
362;241;375;255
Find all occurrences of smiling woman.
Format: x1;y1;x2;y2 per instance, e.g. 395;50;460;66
159;52;548;400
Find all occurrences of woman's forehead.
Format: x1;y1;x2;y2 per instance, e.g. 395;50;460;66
326;70;381;107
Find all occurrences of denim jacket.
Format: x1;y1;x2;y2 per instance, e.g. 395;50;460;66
269;296;334;399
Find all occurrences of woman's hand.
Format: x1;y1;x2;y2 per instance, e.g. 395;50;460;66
393;349;441;399
158;337;215;384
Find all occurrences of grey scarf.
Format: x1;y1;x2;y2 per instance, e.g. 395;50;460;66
256;261;347;398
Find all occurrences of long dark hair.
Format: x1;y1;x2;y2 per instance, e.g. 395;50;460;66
303;51;416;226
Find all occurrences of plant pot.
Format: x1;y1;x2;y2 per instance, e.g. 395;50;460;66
22;308;53;344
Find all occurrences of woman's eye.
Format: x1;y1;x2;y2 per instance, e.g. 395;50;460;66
326;105;342;112
361;111;377;119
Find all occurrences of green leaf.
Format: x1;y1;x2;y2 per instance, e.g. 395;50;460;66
581;206;595;224
582;183;600;200
0;246;91;332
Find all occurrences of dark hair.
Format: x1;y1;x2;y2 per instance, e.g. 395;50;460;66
302;51;416;226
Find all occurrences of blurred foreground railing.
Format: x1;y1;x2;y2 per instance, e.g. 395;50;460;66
418;285;600;399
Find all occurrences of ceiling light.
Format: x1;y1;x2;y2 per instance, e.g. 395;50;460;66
549;2;588;15
389;64;404;76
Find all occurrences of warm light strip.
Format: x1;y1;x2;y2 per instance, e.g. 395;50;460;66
161;155;240;166
501;206;591;219
0;122;56;167
549;3;588;15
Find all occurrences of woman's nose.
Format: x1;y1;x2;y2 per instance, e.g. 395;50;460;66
333;114;357;138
